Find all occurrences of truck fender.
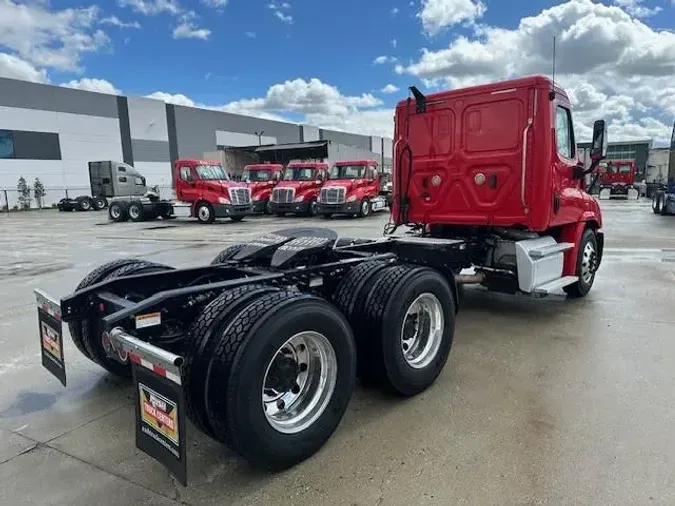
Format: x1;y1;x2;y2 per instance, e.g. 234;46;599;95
559;216;603;277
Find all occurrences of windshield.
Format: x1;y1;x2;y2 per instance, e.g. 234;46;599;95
617;165;631;173
283;167;315;181
195;164;230;181
329;165;366;180
242;169;271;182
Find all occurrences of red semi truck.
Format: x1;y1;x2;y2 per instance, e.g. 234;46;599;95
316;159;388;218
596;159;638;200
241;163;284;214
33;75;607;484
268;162;329;217
108;158;252;223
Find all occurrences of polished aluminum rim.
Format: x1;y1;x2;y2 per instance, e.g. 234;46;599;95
262;331;337;434
400;293;444;369
361;200;369;215
110;206;121;218
198;205;210;221
581;241;597;284
129;206;140;219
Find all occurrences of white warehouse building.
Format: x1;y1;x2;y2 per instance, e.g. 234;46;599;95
0;77;393;209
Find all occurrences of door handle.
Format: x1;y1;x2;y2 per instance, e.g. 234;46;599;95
489;174;497;189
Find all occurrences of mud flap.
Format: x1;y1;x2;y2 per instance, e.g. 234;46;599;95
598;188;611;200
35;289;67;387
133;364;187;486
627;188;639;200
108;328;188;486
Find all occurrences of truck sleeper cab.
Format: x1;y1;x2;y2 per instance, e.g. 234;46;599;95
316;159;388;219
392;75;608;297
269;162;328;217
242;163;284;214
174;159;252;223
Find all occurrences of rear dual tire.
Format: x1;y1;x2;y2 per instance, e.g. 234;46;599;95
332;262;456;396
184;289;356;470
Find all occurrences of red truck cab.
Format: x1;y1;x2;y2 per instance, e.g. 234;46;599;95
596;160;638;199
174;158;252;223
269;162;329;217
241;163;284;213
391;75;608;297
316;159;388;219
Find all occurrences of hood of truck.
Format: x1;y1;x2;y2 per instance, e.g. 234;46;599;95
275;181;319;190
322;180;365;191
247;181;275;192
202;180;246;193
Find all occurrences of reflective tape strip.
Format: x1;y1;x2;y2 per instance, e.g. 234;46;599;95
130;352;182;385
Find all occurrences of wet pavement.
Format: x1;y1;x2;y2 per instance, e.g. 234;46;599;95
1;200;674;505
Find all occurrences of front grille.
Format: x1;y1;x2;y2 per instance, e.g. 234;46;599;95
229;187;251;205
320;187;345;204
273;188;294;204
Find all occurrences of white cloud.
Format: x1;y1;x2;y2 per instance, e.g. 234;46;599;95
148;77;394;137
373;55;395;65
101;16;141;28
418;0;486;36
268;1;293;23
381;84;399;93
391;7;399;15
612;0;661;18
0;0;109;72
401;0;675;144
61;78;120;94
201;0;228;7
173;21;211;39
118;0;181;16
246;31;256;38
391;38;397;47
0;52;48;83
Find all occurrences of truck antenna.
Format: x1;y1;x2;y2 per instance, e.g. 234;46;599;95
549;35;556;101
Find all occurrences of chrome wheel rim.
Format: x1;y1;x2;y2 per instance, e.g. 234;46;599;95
82;201;90;210
581;241;597;284
262;331;338;434
361;201;369;215
129;206;140;219
198;205;210;221
111;207;120;219
400;293;444;369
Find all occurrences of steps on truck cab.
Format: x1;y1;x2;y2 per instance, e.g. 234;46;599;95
515;237;575;295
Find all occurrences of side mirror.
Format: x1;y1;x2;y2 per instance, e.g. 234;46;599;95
590;119;608;161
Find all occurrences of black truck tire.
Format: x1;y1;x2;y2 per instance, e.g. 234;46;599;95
563;228;599;298
79;261;174;378
210;244;246;264
331;260;392;326
230;216;244;222
357;264;456;396
92;197;107;210
652;194;661;214
195;202;215;224
68;258;147;360
76;196;92;212
108;202;128;222
183;284;280;439
127;201;145;222
204;291;356;470
357;198;371;218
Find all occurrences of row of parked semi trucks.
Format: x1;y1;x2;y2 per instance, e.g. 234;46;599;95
58;158;392;223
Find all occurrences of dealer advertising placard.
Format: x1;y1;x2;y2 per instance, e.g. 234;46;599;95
132;364;187;485
38;305;66;387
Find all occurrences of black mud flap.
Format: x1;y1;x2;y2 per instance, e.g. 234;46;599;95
35;289;67;387
132;361;188;486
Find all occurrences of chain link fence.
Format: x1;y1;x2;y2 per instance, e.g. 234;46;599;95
1;186;176;212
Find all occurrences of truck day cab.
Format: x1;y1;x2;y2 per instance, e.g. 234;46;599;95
268;162;328;217
241;164;284;214
316;159;388;218
175;159;252;223
596;160;638;200
32;75;608;485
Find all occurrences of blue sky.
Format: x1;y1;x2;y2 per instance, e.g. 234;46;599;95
1;0;674;142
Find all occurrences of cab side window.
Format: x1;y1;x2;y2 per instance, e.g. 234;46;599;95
179;167;192;181
555;105;575;160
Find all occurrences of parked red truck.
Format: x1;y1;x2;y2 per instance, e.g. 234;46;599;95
241;163;284;214
268;162;329;216
316;159;388;218
596;159;638;199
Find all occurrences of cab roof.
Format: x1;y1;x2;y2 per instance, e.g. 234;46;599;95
287;162;328;168
244;164;284;170
333;159;378;166
175;158;222;166
396;75;569;111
